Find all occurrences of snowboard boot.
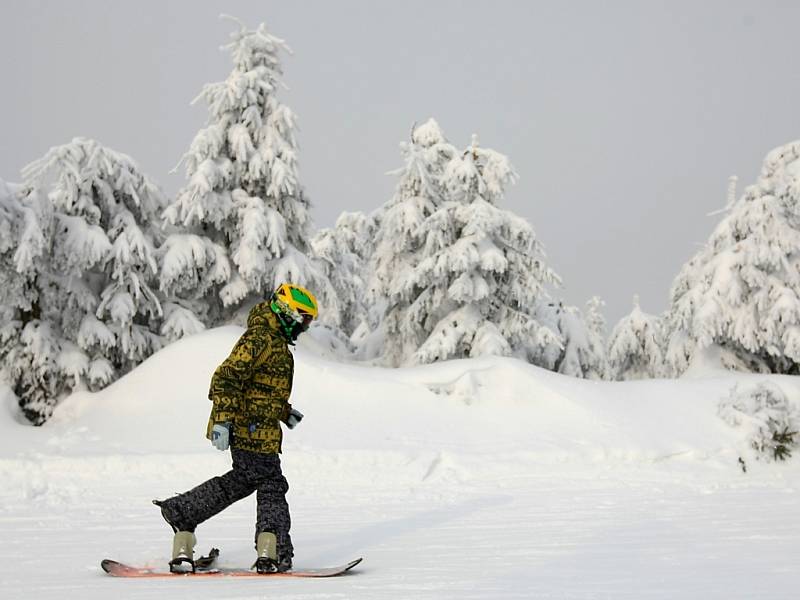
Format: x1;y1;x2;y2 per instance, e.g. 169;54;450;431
253;532;292;573
169;531;197;573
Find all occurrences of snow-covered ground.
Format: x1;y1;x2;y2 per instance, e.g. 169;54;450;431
1;327;798;599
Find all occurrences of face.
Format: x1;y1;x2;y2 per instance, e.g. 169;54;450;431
282;310;313;341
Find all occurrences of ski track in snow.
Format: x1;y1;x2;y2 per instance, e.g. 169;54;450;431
0;451;797;600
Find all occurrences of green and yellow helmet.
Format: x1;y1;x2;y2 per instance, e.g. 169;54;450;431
270;283;318;341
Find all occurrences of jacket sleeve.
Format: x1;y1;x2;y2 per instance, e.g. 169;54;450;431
208;328;268;424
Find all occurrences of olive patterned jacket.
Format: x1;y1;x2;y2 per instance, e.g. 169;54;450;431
206;302;294;454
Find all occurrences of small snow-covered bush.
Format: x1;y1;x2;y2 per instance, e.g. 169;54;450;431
718;382;799;466
607;295;665;380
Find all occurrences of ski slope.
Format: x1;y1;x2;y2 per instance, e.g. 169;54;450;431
1;326;798;599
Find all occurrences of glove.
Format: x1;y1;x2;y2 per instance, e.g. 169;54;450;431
210;423;231;451
286;408;304;430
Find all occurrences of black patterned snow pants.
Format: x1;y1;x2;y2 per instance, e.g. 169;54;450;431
159;448;293;558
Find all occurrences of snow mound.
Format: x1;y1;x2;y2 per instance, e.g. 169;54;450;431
2;325;798;469
2;326;799;599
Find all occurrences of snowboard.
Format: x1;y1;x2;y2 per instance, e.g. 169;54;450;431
101;557;362;578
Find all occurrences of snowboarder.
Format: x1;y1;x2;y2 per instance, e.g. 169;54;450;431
154;283;318;574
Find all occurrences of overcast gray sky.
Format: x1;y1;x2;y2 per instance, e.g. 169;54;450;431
2;0;799;325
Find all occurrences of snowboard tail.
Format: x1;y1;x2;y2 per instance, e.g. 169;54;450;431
101;557;362;578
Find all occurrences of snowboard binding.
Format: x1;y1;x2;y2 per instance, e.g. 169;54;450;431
169;531;197;573
169;556;195;574
253;531;292;573
169;548;219;574
253;555;292;574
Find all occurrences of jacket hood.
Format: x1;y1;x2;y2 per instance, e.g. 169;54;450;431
247;301;280;330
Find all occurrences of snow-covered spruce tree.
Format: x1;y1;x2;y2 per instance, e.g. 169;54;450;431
607;295;665;380
162;17;329;325
1;139;172;424
379;132;561;366
370;119;458;365
666;142;800;375
0;180;64;423
311;211;376;338
0;179;28;326
585;296;610;353
536;299;609;379
664;253;705;376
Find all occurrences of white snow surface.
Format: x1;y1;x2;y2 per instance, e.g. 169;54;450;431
1;326;798;599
